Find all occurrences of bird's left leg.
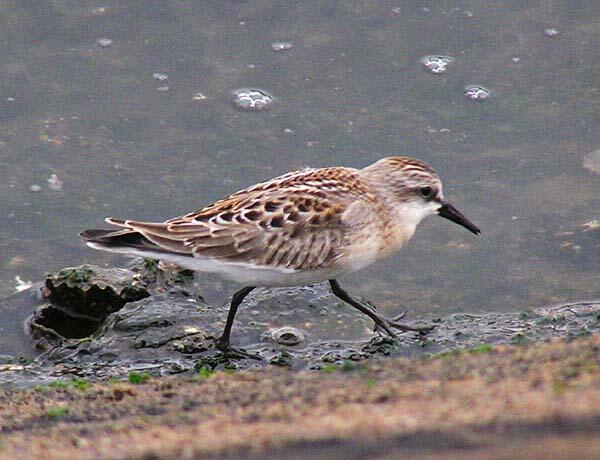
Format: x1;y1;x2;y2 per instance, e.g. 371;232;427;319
215;286;261;360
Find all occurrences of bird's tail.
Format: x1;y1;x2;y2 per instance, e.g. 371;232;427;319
80;225;158;252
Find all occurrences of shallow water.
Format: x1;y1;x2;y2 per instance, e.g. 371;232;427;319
1;1;599;346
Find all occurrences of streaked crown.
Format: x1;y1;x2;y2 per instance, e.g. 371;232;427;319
361;156;443;205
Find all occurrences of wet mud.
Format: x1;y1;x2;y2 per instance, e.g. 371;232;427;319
1;263;598;387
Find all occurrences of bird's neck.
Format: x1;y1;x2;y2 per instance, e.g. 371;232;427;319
359;169;424;253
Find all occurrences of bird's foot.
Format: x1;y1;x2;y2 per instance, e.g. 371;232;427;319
215;337;262;360
373;312;436;338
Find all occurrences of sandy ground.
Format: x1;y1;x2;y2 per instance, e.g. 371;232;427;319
1;334;599;460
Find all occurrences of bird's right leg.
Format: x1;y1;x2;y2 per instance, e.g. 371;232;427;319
328;279;436;338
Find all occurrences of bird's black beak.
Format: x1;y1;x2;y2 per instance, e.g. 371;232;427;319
437;201;481;235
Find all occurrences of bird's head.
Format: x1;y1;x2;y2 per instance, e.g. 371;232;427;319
362;156;481;235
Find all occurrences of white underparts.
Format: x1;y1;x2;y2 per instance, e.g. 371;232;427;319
86;242;350;287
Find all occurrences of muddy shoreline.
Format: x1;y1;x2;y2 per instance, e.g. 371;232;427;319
2;264;599;389
1;265;599;459
1;335;599;459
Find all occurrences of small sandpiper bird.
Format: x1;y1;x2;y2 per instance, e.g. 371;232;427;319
81;157;480;358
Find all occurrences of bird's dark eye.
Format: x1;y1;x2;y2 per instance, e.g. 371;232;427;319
419;186;432;198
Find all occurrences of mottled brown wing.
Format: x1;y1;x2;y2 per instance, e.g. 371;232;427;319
190;187;351;270
107;167;374;270
117;190;349;270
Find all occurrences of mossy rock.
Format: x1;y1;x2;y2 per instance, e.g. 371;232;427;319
45;265;150;318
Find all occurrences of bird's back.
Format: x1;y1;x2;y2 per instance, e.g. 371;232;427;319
82;166;387;285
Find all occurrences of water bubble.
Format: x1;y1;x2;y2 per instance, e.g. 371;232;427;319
152;73;168;81
420;55;454;74
192;92;206;101
29;184;42;192
544;28;559;37
96;38;113;47
270;41;293;51
232;88;274;111
464;85;490;100
270;327;306;346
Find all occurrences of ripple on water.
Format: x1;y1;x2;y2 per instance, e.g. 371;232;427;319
232;88;274;111
420;55;454;74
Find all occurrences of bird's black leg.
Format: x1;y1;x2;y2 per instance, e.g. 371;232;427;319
215;286;261;360
328;279;435;338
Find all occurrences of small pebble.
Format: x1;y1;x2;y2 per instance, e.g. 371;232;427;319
29;184;42;192
14;275;33;292
544;28;559;37
157;86;170;92
192;93;207;101
270;327;306;346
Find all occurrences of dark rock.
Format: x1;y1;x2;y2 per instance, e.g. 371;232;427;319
27;265;150;349
45;265;150;318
